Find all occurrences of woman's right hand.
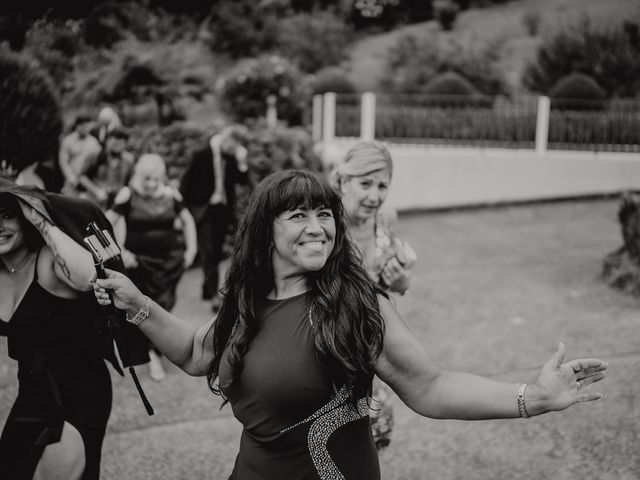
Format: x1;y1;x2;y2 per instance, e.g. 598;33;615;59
93;268;145;315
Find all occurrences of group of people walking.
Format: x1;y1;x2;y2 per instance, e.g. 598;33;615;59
1;109;608;479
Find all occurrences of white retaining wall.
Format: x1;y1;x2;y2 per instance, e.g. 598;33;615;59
324;139;640;211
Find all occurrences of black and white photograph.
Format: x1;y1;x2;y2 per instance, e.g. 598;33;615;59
0;0;638;478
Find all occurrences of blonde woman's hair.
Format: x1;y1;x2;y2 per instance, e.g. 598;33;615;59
134;153;166;176
129;153;166;192
329;141;393;191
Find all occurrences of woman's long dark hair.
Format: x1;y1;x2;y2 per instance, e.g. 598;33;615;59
207;170;386;404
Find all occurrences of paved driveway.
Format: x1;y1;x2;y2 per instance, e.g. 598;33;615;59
1;199;638;479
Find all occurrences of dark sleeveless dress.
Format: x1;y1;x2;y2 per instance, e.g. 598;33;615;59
111;188;185;311
219;293;380;480
0;252;112;480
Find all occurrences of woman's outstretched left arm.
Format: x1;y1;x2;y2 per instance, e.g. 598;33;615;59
375;296;607;420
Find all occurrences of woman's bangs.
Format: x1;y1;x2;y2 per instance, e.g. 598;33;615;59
274;174;337;213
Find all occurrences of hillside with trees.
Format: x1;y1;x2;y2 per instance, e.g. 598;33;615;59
1;0;639;127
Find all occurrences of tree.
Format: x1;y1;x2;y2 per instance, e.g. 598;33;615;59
0;50;63;179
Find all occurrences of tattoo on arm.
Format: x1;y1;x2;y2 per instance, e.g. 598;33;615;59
32;218;72;281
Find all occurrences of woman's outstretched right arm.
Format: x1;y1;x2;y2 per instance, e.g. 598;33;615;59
93;268;215;376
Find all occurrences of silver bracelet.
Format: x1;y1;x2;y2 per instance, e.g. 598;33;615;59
517;383;530;419
126;296;151;326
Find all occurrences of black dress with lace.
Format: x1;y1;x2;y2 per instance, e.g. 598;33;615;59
0;253;112;480
219;293;380;480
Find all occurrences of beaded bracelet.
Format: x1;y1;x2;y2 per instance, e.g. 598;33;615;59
126;296;151;326
517;383;530;419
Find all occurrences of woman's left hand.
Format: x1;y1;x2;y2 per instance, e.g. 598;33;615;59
395;239;417;269
381;257;412;294
527;343;607;415
381;240;417;294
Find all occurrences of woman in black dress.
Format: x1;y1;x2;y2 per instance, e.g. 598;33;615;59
94;170;608;480
0;185;109;479
106;153;197;381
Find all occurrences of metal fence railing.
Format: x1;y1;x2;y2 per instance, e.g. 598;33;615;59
334;94;361;138
548;99;640;152
325;93;640;152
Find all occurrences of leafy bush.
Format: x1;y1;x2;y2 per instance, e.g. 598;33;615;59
434;0;460;31
205;0;280;57
346;0;432;30
524;19;640;97
0;50;63;175
275;12;353;73
108;58;167;102
84;2;145;47
125;123;209;181
381;33;507;95
23;18;84;93
521;10;542;36
218;55;310;125
549;73;606;110
311;67;357;95
99;56;186;126
245;122;323;179
84;2;194;48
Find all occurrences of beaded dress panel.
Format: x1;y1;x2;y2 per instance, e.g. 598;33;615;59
220;293;380;480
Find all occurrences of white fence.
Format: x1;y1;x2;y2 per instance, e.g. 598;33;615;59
314;93;640;211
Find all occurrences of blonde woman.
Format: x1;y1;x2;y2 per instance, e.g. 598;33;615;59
107;154;197;381
331;141;418;450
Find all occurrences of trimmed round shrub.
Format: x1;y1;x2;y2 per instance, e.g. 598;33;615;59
423;71;478;96
0;51;63;177
423;71;491;107
549;73;607;110
218;55;310;125
524;20;640;97
381;33;507;95
311;67;357;95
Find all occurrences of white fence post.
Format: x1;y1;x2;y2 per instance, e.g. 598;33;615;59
312;94;323;142
535;96;550;155
266;95;277;128
360;92;376;141
322;92;336;144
